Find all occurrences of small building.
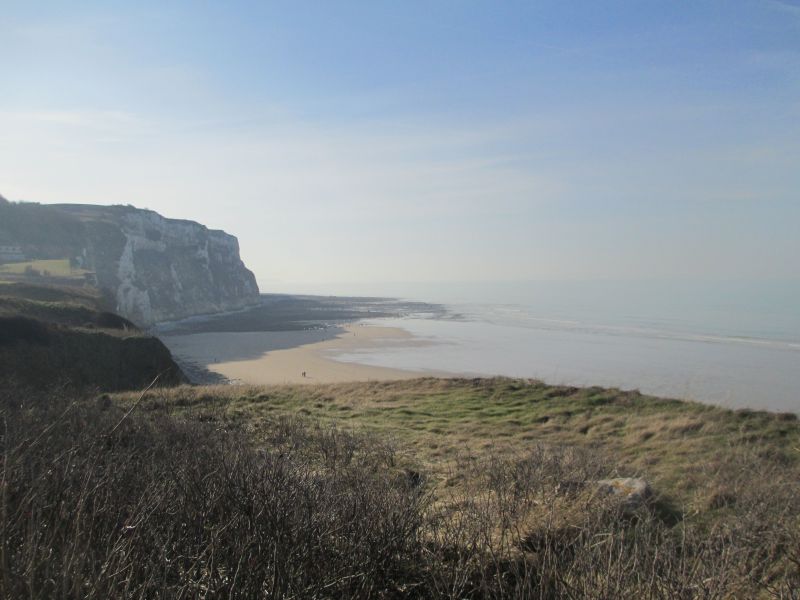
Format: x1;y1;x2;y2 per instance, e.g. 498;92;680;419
0;245;25;263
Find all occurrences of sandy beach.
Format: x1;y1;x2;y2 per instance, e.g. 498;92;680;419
162;323;445;384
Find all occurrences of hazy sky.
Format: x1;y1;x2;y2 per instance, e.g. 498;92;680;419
1;1;799;291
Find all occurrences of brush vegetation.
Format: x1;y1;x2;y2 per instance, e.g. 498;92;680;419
2;378;797;598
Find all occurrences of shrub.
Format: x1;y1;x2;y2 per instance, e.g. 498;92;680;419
1;387;797;598
0;390;426;598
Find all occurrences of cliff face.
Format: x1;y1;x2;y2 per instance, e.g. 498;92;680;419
0;201;260;325
93;207;259;325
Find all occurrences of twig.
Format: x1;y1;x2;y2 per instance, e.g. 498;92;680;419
107;372;164;437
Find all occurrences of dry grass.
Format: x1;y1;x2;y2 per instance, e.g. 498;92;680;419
3;378;798;597
1;388;428;598
117;377;800;513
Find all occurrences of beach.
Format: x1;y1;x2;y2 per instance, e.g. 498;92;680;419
162;322;447;385
158;291;800;412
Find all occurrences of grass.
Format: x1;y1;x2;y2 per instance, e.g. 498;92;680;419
116;378;800;519
6;379;799;597
0;296;136;334
0;258;86;278
0;280;106;307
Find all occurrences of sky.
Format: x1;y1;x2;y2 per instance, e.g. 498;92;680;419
1;0;799;292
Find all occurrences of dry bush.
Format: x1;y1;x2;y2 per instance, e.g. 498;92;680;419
1;386;798;598
422;444;800;598
0;389;426;598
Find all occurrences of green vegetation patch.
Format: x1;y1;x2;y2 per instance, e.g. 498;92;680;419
0;258;86;278
117;377;800;517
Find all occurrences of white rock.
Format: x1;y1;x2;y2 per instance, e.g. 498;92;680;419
595;477;652;510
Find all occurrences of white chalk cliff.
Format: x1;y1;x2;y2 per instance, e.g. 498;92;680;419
52;204;260;325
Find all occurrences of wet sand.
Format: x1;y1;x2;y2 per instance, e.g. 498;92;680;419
162;323;447;384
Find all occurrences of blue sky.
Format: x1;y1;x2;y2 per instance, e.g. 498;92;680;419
1;1;799;290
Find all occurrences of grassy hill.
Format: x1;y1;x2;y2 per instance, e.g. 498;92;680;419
0;280;103;307
3;378;798;596
102;379;800;596
0;282;184;391
120;378;800;508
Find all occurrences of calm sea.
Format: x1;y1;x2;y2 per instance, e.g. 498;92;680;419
320;281;800;412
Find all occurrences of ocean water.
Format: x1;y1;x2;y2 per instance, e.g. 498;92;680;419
324;281;800;412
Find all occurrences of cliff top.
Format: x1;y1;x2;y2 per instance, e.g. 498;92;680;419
49;203;228;235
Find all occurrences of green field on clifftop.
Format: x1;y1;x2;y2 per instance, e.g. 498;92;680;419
0;258;83;277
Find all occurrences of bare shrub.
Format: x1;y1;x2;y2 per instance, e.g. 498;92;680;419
1;387;797;598
420;444;800;598
0;389;426;598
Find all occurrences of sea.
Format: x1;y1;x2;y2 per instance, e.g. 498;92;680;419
285;280;800;413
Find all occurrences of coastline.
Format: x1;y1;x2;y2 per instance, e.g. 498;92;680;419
161;322;452;385
154;292;799;412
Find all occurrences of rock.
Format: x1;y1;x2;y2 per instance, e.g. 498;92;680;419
595;477;652;511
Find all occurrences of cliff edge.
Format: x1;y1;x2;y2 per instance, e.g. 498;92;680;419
0;200;260;325
0;282;186;391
